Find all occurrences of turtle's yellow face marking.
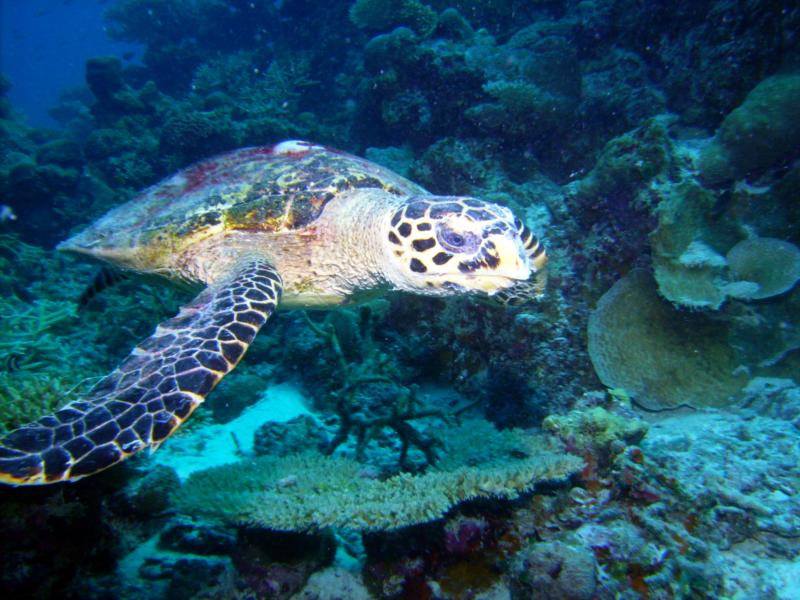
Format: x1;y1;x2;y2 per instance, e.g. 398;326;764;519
385;196;544;297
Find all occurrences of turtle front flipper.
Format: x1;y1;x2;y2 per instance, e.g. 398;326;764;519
0;260;282;485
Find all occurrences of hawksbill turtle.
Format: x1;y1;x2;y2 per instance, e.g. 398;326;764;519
0;140;547;485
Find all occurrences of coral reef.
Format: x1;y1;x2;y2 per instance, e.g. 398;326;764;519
174;420;582;531
698;73;800;185
1;0;799;596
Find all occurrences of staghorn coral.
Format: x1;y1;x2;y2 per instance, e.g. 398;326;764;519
0;298;77;369
0;372;78;433
174;419;582;531
588;269;747;410
302;308;451;469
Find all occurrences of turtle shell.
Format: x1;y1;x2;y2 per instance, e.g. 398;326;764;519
62;141;425;263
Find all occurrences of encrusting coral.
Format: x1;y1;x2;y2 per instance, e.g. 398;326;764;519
174;419;583;531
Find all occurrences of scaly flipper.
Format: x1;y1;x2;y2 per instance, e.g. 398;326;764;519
0;260;282;485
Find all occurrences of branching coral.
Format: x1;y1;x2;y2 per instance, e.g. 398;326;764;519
0;298;77;369
174;419;582;531
303;310;473;468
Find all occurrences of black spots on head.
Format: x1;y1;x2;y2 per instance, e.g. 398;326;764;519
432;252;453;265
412;238;436;252
463;198;483;207
430;203;464;219
405;201;429;219
514;217;523;231
466;209;494;221
483;251;500;269
531;242;545;258
417;222;432;231
388;231;401;245
409;258;427;273
458;261;477;273
390;210;402;227
398;222;412;237
484;224;509;236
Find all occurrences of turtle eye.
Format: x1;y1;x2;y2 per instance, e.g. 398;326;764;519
445;232;465;247
437;225;478;254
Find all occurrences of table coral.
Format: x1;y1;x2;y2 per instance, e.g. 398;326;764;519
174;420;582;531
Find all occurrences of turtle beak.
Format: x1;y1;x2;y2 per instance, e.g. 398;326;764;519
489;234;531;281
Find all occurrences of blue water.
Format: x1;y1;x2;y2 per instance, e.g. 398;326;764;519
1;0;139;127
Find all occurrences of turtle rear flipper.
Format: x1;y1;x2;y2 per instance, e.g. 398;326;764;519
0;260;282;485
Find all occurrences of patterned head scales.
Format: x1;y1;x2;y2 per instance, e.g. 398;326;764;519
384;196;545;297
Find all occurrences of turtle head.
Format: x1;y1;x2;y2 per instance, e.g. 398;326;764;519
382;196;546;298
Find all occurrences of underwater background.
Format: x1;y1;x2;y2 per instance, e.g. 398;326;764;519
0;0;799;598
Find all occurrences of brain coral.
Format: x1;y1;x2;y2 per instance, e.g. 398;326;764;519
174;419;582;531
726;237;800;300
588;270;747;410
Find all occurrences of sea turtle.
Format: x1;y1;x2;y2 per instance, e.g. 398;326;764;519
0;140;547;485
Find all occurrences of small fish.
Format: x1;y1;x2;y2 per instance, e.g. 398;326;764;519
0;205;17;223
